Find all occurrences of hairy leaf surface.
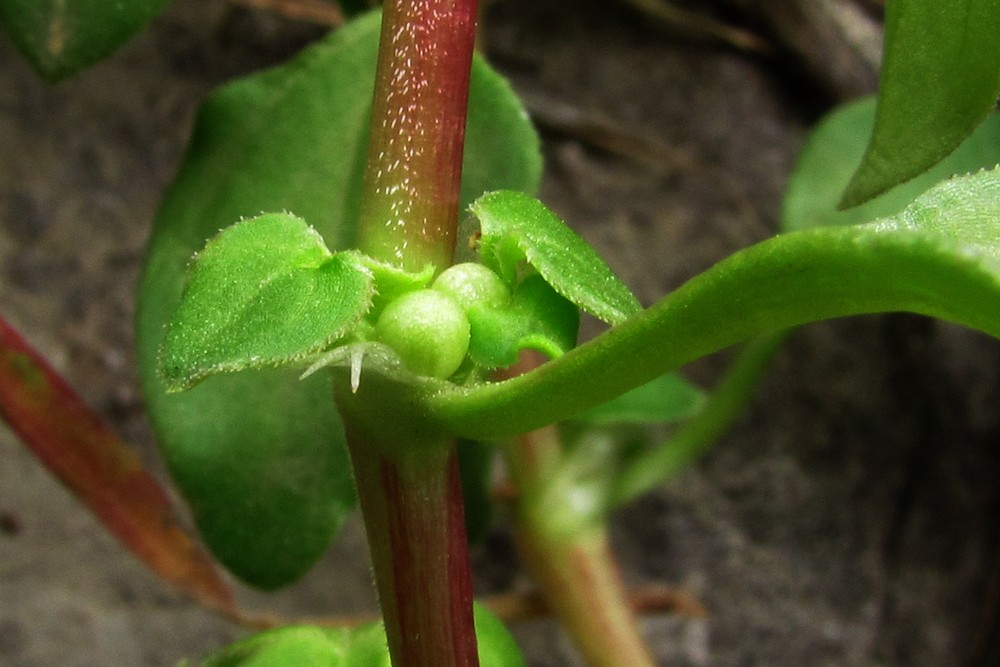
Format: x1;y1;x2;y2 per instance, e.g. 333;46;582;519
159;213;372;392
136;11;541;587
787;98;1000;231
471;191;642;325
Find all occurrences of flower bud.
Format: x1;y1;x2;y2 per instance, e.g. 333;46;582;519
374;289;470;378
432;262;510;311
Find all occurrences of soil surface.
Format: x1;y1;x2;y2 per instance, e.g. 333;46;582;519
2;1;999;666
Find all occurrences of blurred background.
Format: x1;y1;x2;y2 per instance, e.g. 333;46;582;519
2;1;998;664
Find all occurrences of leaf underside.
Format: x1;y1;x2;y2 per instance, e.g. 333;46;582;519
840;0;1000;207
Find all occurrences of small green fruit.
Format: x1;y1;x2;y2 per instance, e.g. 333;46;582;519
432;262;510;310
374;289;470;378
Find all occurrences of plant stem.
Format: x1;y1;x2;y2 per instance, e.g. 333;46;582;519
0;316;235;612
342;0;480;661
356;0;478;272
506;422;657;667
345;429;479;667
500;352;656;667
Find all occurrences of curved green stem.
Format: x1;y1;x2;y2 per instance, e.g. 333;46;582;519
428;222;1000;439
499;353;656;667
507;427;657;667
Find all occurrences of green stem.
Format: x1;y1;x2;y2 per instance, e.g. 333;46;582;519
499;353;656;667
516;525;656;667
356;0;478;271
430;223;1000;439
505;424;655;667
342;0;480;662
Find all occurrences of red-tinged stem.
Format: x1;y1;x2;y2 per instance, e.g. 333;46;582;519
344;0;481;662
345;430;479;667
506;425;657;667
517;529;658;667
500;351;657;667
0;316;235;612
356;0;478;272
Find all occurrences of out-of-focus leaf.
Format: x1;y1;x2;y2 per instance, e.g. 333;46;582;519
786;98;1000;231
572;373;703;426
473;603;528;667
840;0;1000;207
0;0;172;81
191;603;523;666
471;191;642;325
0;317;234;612
195;625;350;667
136;10;542;588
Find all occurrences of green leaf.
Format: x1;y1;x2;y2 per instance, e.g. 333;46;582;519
840;0;1000;207
431;169;1000;440
191;603;523;667
466;274;580;369
471;191;642;325
610;334;785;506
473;603;528;667
572;373;704;426
160;213;373;391
195;626;349;667
136;10;542;587
0;0;172;81
786;98;1000;231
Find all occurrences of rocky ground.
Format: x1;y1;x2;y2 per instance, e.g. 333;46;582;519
2;1;998;665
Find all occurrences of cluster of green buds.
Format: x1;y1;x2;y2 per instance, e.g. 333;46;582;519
374;263;509;379
158;191;640;393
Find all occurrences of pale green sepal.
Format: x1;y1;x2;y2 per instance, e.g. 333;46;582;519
355;255;436;318
465;274;579;369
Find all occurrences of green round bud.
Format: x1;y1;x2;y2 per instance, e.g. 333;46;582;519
432;262;510;311
374;289;470;379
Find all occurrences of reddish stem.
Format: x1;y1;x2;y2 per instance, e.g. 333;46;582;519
356;0;478;271
346;433;479;667
0;316;234;612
